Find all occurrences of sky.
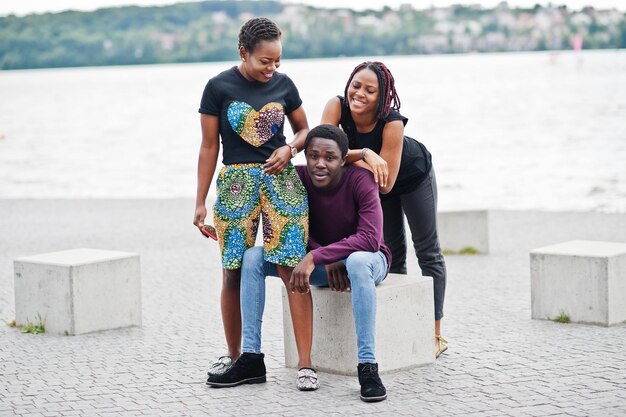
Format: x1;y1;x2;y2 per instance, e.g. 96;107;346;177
0;0;624;17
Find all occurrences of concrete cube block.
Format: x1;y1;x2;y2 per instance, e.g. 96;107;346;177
438;210;489;254
530;240;626;326
282;273;434;375
14;248;142;335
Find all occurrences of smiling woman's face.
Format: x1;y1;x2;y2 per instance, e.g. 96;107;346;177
347;68;380;116
239;39;282;83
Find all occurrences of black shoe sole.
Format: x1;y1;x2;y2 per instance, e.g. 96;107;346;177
360;394;387;402
206;375;266;388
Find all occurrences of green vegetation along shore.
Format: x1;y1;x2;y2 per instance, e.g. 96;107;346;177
1;0;625;70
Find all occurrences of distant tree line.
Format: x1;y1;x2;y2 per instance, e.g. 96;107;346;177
1;0;624;70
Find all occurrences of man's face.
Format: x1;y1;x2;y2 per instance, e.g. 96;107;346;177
305;137;345;190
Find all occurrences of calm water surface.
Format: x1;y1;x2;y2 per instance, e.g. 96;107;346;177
0;50;625;212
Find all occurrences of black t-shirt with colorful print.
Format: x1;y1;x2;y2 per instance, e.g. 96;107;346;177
199;66;302;165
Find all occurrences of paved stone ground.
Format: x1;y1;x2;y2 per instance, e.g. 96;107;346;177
1;199;625;417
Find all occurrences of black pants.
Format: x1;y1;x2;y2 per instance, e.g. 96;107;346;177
381;168;447;320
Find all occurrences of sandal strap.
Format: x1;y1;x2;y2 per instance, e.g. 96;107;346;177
435;334;449;359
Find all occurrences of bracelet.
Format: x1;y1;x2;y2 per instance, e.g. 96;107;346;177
360;147;369;161
287;143;298;159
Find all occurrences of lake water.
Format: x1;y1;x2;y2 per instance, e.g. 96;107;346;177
1;50;625;212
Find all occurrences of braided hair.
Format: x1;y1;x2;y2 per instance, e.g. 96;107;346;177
343;61;401;120
238;17;282;52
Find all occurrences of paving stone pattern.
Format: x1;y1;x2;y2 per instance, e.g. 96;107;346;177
1;200;625;416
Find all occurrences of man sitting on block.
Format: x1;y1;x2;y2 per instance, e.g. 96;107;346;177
207;124;392;402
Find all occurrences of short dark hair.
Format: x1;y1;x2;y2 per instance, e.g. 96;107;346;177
304;125;349;158
238;17;282;52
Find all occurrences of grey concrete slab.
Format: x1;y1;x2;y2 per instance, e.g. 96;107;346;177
438;209;626;254
1;200;625;416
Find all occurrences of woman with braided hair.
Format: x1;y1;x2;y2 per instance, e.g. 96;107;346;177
321;61;449;358
195;17;316;388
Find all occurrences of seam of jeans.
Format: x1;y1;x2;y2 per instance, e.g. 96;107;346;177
251;262;269;353
376;251;387;285
253;276;261;352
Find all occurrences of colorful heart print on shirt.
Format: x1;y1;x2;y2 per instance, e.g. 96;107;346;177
228;101;285;147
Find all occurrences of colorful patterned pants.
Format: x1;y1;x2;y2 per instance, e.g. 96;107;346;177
213;163;308;270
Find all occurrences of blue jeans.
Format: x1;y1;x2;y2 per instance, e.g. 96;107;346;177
240;246;388;364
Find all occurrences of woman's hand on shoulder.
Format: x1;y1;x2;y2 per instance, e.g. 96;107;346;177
362;149;388;188
378;119;404;194
320;96;341;126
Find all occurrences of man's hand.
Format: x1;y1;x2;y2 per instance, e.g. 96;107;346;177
290;252;315;293
326;261;350;292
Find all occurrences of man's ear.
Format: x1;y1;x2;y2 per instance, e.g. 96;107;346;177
340;156;347;167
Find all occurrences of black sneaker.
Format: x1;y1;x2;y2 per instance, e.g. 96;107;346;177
357;363;387;402
206;352;266;388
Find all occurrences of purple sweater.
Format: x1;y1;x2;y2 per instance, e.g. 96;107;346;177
295;165;392;270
